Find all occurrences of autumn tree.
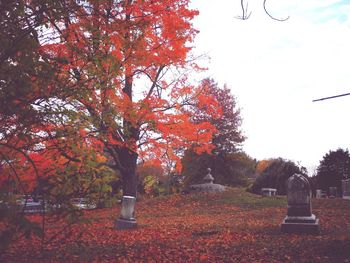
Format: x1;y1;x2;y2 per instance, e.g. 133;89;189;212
1;0;217;197
137;161;164;196
0;0;220;252
0;0;100;253
316;148;350;194
182;78;247;186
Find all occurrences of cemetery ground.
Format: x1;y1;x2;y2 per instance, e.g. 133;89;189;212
3;188;350;263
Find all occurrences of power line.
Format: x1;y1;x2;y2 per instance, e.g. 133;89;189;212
313;92;350;102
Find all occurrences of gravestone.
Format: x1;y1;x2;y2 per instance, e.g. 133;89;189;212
315;189;322;199
115;196;137;229
342;179;350;200
261;188;277;197
281;174;320;234
329;187;337;198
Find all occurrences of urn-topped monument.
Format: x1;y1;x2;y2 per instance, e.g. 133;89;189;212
189;168;226;193
202;168;214;184
281;174;320;234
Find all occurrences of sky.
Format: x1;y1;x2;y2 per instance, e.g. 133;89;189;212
190;0;350;174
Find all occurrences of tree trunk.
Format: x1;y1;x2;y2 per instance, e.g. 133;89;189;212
119;147;138;197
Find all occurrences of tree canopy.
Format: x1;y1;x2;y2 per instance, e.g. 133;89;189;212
316;148;350;193
1;0;219;197
249;158;306;195
182;78;248;186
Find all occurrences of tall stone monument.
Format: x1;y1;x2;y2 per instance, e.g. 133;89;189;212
281;174;320;234
115;196;137;229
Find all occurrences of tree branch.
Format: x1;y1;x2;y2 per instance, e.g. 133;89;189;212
263;0;289;22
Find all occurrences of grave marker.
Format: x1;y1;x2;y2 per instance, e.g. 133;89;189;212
281;174;320;234
115;196;137;229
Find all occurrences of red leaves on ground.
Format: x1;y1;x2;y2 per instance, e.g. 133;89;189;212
4;189;350;262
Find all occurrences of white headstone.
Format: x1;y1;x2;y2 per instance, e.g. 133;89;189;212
120;196;136;220
316;189;322;199
115;196;137;229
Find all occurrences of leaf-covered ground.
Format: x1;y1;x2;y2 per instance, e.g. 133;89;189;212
3;188;350;262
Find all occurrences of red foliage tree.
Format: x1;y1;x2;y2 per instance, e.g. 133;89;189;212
0;0;220;254
31;0;219;197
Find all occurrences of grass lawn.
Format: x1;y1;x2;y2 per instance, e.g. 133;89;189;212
3;188;350;262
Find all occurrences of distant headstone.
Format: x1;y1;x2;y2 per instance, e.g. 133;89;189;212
342;179;350;200
329;187;337;198
281;174;320;234
315;189;322;199
261;188;277;197
115;196;137;229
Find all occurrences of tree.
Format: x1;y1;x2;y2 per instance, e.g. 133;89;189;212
182;78;247;186
182;150;255;187
1;0;217;197
191;78;245;155
249;158;306;195
316;148;350;193
1;0;220;253
137;161;164;196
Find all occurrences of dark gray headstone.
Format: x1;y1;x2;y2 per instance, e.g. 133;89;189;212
286;174;311;216
281;174;320;234
329;186;337;198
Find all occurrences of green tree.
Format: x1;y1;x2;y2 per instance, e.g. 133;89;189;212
181;78;248;186
249;158;306;195
191;78;245;155
316;148;350;194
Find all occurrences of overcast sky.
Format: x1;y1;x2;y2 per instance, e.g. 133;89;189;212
191;0;350;174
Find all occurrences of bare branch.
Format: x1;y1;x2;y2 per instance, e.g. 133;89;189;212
263;0;289;22
144;65;165;101
235;0;251;20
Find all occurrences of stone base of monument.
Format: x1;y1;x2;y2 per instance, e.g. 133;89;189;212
281;214;320;234
189;183;226;193
115;218;137;230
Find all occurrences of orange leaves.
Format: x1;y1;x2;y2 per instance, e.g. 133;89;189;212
34;0;207;163
6;188;350;262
